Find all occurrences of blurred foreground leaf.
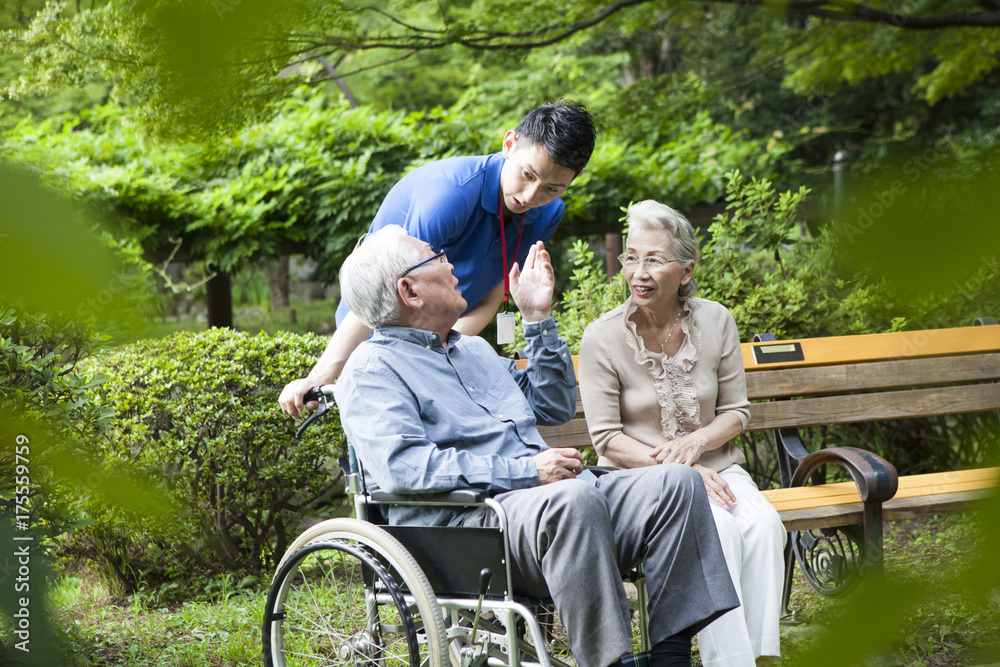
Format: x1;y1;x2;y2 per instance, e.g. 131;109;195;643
0;522;60;667
0;163;116;316
834;148;1000;298
121;0;321;139
791;424;1000;666
0;165;173;665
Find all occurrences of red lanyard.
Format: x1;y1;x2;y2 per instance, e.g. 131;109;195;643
498;192;524;312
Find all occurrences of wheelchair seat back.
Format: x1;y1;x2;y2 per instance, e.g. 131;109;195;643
340;452;513;599
382;526;509;598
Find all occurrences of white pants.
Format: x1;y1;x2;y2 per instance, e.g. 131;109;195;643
696;465;787;667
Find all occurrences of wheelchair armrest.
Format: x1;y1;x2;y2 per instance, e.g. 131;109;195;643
369;488;491;505
369;470;617;506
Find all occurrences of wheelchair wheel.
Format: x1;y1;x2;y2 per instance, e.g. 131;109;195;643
263;518;447;667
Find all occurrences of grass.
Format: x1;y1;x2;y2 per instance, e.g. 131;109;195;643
48;572;266;667
4;513;998;666
773;514;1000;666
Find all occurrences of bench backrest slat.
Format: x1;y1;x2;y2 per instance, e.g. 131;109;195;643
746;353;1000;399
537;419;591;449
745;383;1000;431
521;324;999;450
543;383;1000;444
740;325;1000;371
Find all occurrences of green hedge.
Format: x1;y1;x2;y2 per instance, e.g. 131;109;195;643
75;328;344;586
3;88;789;286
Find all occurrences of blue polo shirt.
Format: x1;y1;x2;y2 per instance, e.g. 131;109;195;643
335;152;565;326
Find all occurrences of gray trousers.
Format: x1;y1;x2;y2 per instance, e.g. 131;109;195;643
461;464;739;667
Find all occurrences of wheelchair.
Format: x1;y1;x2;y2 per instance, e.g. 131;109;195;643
262;386;651;667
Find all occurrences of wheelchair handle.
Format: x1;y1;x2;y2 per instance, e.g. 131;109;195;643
303;384;335;404
295;384;337;440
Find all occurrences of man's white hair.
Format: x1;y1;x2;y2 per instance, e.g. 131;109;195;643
339;225;421;328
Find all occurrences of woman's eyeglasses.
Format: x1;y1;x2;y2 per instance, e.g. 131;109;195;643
618;253;682;271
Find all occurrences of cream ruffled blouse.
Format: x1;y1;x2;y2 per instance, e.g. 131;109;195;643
622;297;703;443
578;297;751;472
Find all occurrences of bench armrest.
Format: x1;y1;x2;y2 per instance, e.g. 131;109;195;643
790;446;898;503
786;445;899;581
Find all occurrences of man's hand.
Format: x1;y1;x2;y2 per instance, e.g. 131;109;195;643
278;378;321;419
533;448;585;485
509;241;554;323
650;433;708;467
693;463;736;508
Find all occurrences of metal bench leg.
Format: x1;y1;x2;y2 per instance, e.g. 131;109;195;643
780;535;796;620
863;500;885;577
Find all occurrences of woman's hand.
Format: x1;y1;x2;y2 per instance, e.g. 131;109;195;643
650;433;707;466
693;463;736;508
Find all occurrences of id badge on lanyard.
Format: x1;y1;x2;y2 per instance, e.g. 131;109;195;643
496;311;517;344
497;192;524;345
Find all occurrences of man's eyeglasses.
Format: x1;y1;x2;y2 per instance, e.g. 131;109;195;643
618;253;682;271
400;250;447;278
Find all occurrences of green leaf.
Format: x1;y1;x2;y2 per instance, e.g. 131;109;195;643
0;163;118;317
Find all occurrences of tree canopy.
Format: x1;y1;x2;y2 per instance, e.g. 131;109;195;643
5;0;1000;139
2;0;997;325
2;87;788;280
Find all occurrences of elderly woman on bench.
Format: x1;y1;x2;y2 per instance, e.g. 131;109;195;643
579;200;787;667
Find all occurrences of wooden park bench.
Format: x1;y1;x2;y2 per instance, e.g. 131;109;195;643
523;319;1000;607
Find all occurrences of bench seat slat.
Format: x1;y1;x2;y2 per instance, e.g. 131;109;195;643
745;383;1000;431
765;479;997;513
760;468;1000;512
763;469;999;532
746;353;1000;399
763;466;1000;503
771;490;997;532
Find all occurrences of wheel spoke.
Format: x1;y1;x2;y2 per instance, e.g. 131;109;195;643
264;528;445;667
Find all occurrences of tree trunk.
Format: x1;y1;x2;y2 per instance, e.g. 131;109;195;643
317;56;360;108
605;233;623;280
267;255;291;310
206;272;233;329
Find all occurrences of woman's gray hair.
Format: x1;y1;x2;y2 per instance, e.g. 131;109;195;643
626;199;700;298
339;225;421;328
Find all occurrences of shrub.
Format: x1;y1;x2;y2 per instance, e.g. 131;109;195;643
74;328;345;588
0;305;114;541
0;305;110;431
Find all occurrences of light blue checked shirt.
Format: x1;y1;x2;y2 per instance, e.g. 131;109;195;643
334;317;577;527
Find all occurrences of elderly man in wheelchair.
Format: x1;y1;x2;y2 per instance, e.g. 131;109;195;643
266;225;738;667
